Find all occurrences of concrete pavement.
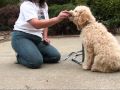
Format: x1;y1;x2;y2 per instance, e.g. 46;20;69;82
0;36;120;89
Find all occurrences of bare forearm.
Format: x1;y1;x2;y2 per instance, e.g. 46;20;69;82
29;17;60;29
28;10;70;29
43;28;48;38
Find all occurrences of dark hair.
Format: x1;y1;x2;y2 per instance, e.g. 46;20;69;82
39;0;46;7
27;0;46;7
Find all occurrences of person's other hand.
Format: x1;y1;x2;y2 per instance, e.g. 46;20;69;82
43;37;50;45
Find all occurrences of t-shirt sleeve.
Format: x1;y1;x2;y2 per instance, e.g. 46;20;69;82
20;2;38;22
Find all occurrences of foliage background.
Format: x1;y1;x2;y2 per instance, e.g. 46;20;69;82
0;0;119;35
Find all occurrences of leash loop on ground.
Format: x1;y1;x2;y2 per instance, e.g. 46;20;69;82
62;45;84;65
63;50;83;65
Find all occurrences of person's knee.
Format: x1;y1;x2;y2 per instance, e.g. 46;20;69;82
55;54;61;62
27;59;43;69
51;54;61;63
43;53;61;63
28;63;41;69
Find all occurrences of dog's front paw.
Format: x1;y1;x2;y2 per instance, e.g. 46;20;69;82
82;63;91;70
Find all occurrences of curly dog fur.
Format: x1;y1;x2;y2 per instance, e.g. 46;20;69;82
69;6;120;72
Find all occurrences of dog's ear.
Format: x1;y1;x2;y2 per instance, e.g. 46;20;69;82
77;10;90;27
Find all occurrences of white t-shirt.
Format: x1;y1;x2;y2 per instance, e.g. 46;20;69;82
14;1;49;38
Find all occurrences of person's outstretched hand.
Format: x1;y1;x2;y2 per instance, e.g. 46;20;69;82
57;10;71;21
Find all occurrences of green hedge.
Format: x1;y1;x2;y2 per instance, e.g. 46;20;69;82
0;5;19;31
74;0;86;5
48;0;120;34
48;3;80;35
0;0;19;8
49;3;76;17
86;0;120;29
0;0;119;35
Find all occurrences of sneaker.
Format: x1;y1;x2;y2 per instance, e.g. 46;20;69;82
15;54;20;64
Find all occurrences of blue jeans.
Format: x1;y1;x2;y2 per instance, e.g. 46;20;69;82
11;31;61;69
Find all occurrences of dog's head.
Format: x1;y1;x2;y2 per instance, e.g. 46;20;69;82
69;6;96;30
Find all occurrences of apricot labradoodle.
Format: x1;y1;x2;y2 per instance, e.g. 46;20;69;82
69;6;120;73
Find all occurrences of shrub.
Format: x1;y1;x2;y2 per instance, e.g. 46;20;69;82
48;3;80;35
47;0;69;5
0;5;19;31
47;0;86;6
0;0;19;8
74;0;86;5
49;3;76;17
86;0;120;29
48;20;79;35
